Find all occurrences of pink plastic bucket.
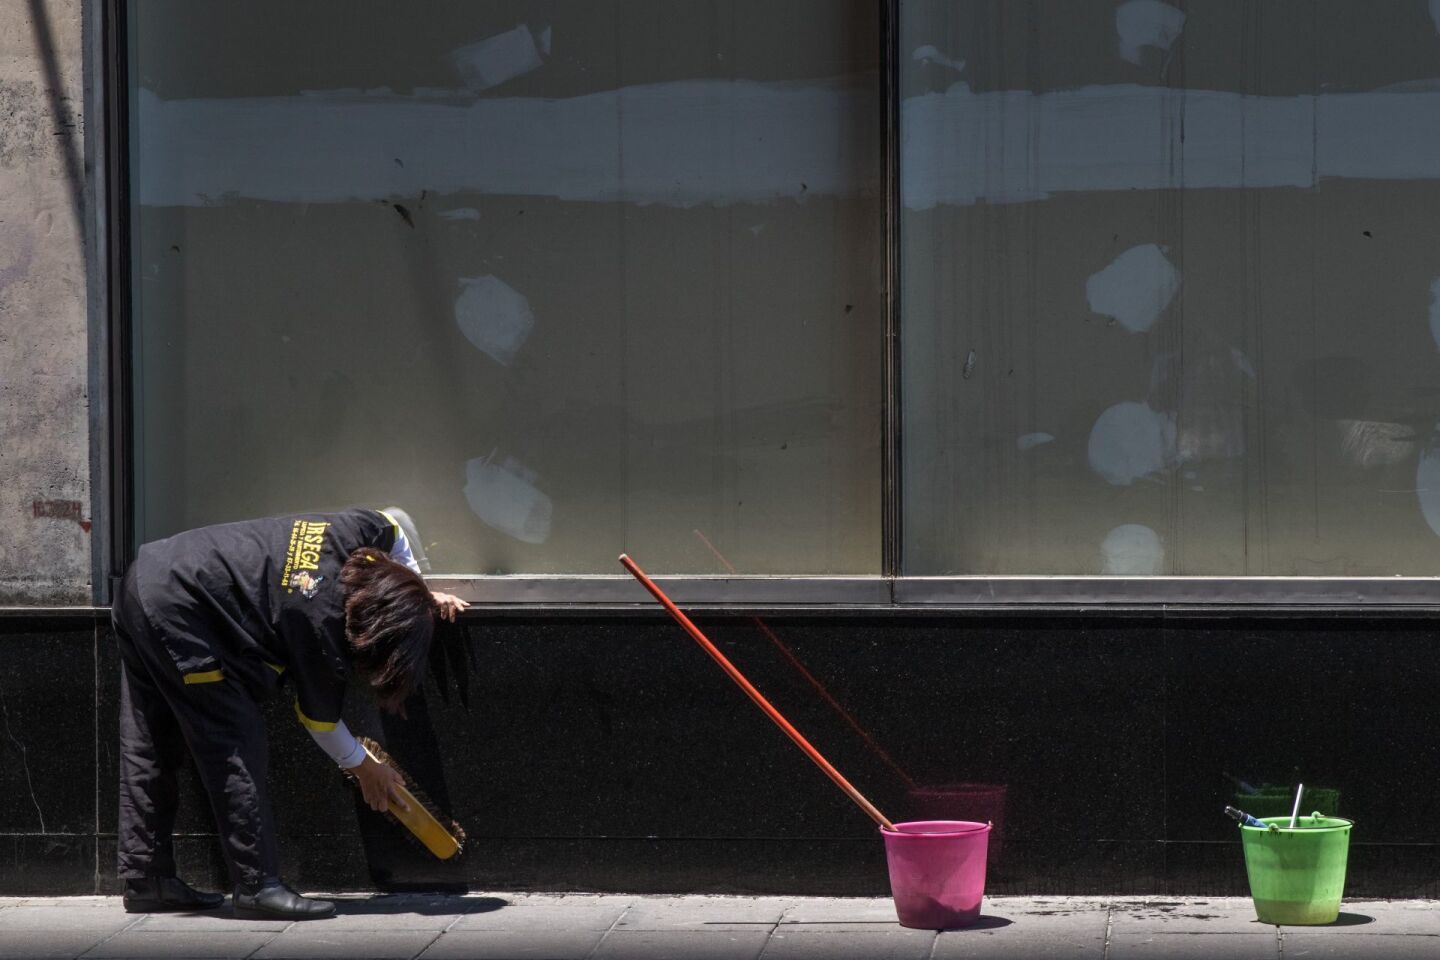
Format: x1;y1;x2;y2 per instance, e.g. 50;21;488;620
881;820;991;929
906;784;1007;863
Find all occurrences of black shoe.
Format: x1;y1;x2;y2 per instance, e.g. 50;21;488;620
232;881;335;920
123;876;226;913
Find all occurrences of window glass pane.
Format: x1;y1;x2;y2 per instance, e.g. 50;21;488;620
901;0;1440;575
129;1;882;575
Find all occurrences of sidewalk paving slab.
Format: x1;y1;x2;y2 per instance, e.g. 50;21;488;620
416;928;605;960
1279;900;1440;935
0;930;134;960
1109;898;1267;934
0;894;1437;959
77;930;277;959
614;896;792;930
929;897;1110;958
128;911;292;933
931;930;1107;958
1106;934;1280;958
448;895;628;932
759;927;935;959
1277;937;1440;959
251;927;442;959
589;929;772;960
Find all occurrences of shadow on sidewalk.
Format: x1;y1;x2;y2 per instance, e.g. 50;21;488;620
329;895;508;917
1311;912;1376;927
943;915;1014;932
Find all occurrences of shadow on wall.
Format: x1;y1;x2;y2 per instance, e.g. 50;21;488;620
23;0;85;239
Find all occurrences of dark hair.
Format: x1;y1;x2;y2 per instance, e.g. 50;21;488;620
339;547;435;714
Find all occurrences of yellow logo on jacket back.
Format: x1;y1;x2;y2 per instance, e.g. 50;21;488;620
281;519;330;593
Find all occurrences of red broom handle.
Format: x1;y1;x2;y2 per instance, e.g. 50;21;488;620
692;529;921;791
619;553;896;832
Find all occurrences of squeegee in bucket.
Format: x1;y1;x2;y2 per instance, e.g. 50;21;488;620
618;553;895;831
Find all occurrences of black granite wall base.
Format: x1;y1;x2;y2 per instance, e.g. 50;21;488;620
2;612;1437;897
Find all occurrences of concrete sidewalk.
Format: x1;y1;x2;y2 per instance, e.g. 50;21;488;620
0;894;1435;959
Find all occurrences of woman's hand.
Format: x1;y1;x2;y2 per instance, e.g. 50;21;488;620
431;591;470;622
353;754;409;813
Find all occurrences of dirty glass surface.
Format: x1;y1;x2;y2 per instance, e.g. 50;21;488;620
128;1;883;575
901;0;1440;575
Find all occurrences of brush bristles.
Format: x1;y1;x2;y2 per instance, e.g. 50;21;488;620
343;737;467;857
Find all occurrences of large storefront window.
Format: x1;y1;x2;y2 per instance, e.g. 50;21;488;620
129;2;1440;587
901;0;1440;576
129;2;883;575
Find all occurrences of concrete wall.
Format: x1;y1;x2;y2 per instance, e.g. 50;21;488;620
0;0;93;604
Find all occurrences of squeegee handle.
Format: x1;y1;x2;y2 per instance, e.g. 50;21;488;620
619;553;896;832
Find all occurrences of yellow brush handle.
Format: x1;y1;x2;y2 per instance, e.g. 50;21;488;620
364;747;463;860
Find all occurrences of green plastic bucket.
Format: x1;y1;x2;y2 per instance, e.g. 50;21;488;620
1240;815;1353;925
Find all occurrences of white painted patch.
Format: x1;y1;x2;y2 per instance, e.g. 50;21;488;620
902;84;1440;209
464;454;553;543
1086;244;1180;333
1418;438;1440;537
1115;1;1186;66
1101;524;1164;574
438;207;480;220
1016;432;1055;452
137;80;870;208
962;350;977;379
136;81;1440;210
912;45;967;74
450;25;544;92
454;275;534;366
1429;277;1440;351
1337;419;1413;468
1088;401;1177;485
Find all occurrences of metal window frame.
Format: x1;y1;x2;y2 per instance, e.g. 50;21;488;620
420;575;1440;610
100;0;133;604
102;0;1440;614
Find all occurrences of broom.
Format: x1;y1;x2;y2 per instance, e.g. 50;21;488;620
343;737;466;860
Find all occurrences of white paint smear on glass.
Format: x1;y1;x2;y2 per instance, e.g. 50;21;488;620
912;45;966;74
464;455;553;543
137;82;1440;209
1017;432;1055;451
1101;523;1164;574
1086;244;1180;332
902;84;1440;208
1115;0;1186;66
1088;400;1177;485
1338;420;1413;469
450;25;543;92
454;275;534;366
1429;277;1440;350
1418;439;1440;537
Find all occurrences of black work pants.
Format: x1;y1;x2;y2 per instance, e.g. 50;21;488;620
113;569;279;891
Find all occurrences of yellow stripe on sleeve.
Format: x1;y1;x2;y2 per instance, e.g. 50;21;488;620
182;669;225;684
293;701;338;732
377;509;401;543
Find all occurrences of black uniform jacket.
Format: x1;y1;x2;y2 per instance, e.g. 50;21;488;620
130;508;400;731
